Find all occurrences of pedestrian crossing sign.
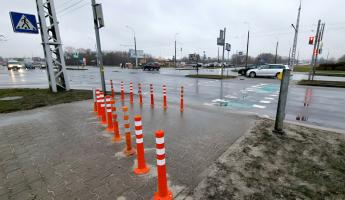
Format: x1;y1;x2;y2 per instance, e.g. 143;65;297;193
9;12;39;34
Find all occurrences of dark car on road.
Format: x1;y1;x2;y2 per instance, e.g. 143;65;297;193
238;64;264;76
143;62;160;71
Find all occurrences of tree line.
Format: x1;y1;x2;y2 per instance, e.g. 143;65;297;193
64;47;154;66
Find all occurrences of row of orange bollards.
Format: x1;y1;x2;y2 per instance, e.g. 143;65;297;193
92;84;174;200
105;81;184;111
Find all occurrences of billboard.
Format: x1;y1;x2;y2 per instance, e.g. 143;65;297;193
189;54;200;61
129;49;144;58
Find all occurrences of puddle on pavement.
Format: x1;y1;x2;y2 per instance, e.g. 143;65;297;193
254;84;279;94
211;99;252;109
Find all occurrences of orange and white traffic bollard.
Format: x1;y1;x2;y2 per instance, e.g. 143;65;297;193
180;86;184;112
150;84;154;107
122;106;136;156
121;81;125;102
106;96;114;132
94;89;99;113
97;91;104;117
130;82;134;104
110;80;115;99
134;115;150;175
154;130;173;200
101;96;110;125
163;85;167;110
112;101;121;142
138;83;143;106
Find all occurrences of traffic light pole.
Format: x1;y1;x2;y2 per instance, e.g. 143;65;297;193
312;23;325;80
308;20;321;81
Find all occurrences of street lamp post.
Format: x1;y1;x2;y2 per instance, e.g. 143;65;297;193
126;25;137;68
275;41;279;64
244;22;250;69
174;33;179;68
245;30;250;69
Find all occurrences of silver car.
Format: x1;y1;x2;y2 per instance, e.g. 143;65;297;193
246;64;289;78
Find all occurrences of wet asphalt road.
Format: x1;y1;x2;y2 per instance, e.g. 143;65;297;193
1;66;345;130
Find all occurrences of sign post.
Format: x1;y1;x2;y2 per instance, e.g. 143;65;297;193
217;28;226;78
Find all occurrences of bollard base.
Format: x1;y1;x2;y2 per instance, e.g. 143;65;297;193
153;191;173;200
112;136;121;143
134;166;150;175
123;148;136;156
106;127;114;132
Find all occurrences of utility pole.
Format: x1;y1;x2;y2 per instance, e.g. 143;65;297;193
221;27;226;78
91;0;106;94
288;47;291;65
36;0;70;93
290;0;301;68
275;41;279;64
174;40;177;68
180;47;183;61
126;26;137;68
308;20;321;80
174;33;178;68
134;35;137;68
245;30;250;69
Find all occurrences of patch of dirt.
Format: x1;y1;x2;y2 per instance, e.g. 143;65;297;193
190;119;345;200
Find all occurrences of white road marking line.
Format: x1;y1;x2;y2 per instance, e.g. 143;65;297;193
260;100;271;104
253;104;266;109
212;99;228;103
270;94;278;97
265;97;274;100
225;95;238;99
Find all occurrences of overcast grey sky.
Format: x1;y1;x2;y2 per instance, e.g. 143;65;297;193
1;0;345;60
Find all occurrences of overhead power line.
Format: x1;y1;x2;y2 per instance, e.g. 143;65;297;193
58;1;89;17
57;0;88;14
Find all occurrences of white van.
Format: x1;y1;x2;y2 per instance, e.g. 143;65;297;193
7;60;25;70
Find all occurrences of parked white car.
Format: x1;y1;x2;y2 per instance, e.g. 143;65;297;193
7;60;25;70
246;64;289;78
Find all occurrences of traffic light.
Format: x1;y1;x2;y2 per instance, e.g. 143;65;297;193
309;36;314;45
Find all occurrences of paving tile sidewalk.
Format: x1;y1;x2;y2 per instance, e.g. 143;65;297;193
0;99;255;200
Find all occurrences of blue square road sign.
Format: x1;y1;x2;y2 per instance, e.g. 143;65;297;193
9;11;39;34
